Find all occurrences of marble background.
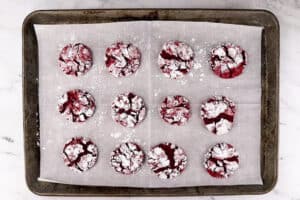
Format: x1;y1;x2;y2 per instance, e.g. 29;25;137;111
0;0;299;199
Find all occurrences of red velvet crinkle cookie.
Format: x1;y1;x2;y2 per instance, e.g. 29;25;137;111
59;43;93;76
204;143;239;178
158;40;194;79
58;89;96;123
200;96;236;135
147;143;188;179
210;43;247;79
111;92;146;128
110;142;145;175
63;137;98;173
159;95;191;126
105;42;141;77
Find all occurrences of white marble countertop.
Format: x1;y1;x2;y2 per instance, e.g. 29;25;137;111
0;0;299;199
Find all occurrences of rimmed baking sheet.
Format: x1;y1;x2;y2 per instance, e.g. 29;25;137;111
23;9;279;196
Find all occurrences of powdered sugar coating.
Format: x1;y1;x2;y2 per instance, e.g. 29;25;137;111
201;96;236;135
105;42;141;77
147;143;188;179
210;43;247;79
59;43;93;76
204;143;239;178
111;92;146;128
58;89;96;122
110;142;145;175
158;40;194;79
159;95;191;126
63;137;98;173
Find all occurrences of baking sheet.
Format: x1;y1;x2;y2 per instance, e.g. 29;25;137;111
35;21;263;187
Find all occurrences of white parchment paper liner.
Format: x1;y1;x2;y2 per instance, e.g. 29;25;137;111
35;21;263;187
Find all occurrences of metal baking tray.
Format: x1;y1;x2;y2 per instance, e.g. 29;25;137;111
22;9;279;196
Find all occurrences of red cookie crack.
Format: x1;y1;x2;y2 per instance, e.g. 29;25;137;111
105;42;141;77
158;40;194;79
201;96;236;135
59;43;93;76
204;143;239;178
147;143;187;179
159;95;191;126
210;43;247;79
111;92;146;128
58;89;96;123
110;142;145;175
63;137;98;173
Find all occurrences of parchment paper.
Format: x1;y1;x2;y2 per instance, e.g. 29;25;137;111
35;21;263;187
